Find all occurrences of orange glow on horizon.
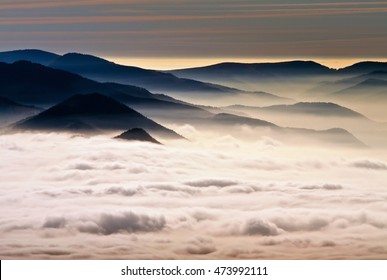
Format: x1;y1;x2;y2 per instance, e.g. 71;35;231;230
105;56;387;70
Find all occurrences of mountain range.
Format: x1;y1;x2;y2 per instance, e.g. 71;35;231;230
7;92;365;147
0;50;295;106
1;48;384;147
168;60;387;97
14;93;183;139
0;60;213;121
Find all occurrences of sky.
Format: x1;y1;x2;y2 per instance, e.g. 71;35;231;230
1;0;387;68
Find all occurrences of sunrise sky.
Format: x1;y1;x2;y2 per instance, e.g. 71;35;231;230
1;0;387;68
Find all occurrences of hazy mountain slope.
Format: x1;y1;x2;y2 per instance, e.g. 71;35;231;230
226;102;368;119
0;97;42;127
206;113;365;147
222;102;374;134
310;70;387;95
332;79;387;100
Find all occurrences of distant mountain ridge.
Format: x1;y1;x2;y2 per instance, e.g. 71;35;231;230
0;49;59;66
170;60;334;78
2;49;387;79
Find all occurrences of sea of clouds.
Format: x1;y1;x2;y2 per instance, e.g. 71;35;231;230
0;130;386;259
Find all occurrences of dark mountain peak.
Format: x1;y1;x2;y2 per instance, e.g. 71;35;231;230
15;93;183;139
0;60;102;105
40;93;138;116
340;61;387;74
11;59;47;69
58;52;115;66
2;59;78;78
0;49;59;66
347;61;387;67
115;128;161;144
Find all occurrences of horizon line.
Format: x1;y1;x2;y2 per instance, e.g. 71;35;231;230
105;56;387;71
1;48;387;69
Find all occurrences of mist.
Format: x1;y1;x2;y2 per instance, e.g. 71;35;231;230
1;131;386;259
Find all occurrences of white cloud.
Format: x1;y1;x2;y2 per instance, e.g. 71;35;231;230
0;132;387;259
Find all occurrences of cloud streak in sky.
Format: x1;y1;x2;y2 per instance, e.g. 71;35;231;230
1;0;387;58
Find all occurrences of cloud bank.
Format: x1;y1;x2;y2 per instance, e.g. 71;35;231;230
0;132;387;259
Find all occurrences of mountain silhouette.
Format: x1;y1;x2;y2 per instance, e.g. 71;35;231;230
168;61;336;97
14;93;183;139
114;128;161;144
0;49;59;66
0;60;115;105
49;53;233;94
0;49;297;104
169;61;334;81
0;61;211;119
0;96;42;126
171;60;387;79
48;52;291;104
339;62;387;75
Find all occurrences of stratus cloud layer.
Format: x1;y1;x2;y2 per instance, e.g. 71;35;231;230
0;132;387;259
1;0;387;57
